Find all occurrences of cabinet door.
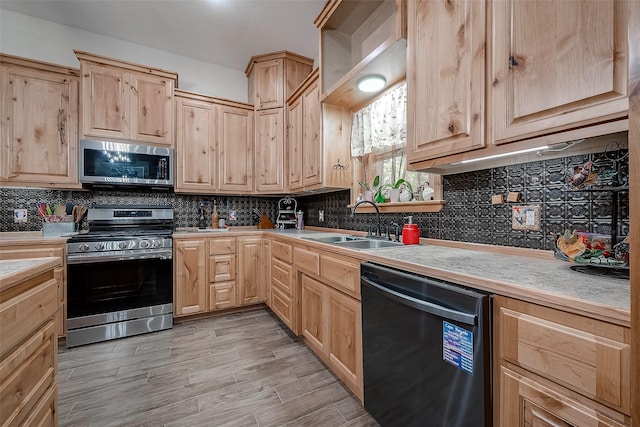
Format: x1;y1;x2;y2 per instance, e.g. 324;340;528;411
491;0;628;144
209;254;236;283
301;275;328;356
407;0;485;163
500;367;627;427
255;108;285;192
237;237;263;306
175;96;218;192
129;72;174;146
327;287;363;400
252;59;284;110
302;81;321;187
80;62;129;140
218;105;254;192
174;239;207;316
1;64;79;186
287;97;303;190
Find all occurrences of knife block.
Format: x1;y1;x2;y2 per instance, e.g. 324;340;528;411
257;215;275;229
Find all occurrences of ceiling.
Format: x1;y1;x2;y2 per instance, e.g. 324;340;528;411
0;0;326;71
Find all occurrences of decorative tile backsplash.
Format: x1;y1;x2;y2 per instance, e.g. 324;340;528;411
1;150;629;253
300;151;630;251
0;187;279;232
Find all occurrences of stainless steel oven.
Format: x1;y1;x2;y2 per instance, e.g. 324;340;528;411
66;205;174;347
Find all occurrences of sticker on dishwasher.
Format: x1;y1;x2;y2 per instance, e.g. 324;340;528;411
442;321;473;375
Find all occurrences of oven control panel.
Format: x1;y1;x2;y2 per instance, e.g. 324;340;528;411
68;237;172;254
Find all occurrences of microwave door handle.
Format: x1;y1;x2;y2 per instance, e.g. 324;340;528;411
361;276;477;326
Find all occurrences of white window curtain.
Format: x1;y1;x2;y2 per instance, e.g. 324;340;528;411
350;82;407;157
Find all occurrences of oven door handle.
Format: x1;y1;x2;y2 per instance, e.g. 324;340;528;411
361;276;477;326
67;249;173;264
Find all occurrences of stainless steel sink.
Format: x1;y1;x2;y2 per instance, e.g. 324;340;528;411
302;235;365;243
333;239;404;250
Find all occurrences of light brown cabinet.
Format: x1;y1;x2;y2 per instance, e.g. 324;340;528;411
174;238;207;316
0;260;58;427
286;69;353;192
246;51;312;194
490;0;628;144
1;54;80;188
237;236;263;306
175;90;254;194
406;0;486;165
494;296;631;426
269;240;296;331
254;108;285;192
263;239;272;308
76;50;176;147
246;52;313;111
0;242;67;338
218;104;254;193
208;237;237;311
294;242;363;401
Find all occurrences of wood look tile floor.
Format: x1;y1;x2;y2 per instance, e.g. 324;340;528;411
57;308;379;427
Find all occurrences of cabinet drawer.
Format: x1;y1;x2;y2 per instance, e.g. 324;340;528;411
320;254;360;296
271;258;292;295
209;238;236;255
293;247;320;276
271;286;294;331
0;277;58;358
0;320;56;427
500;367;627;427
209;281;236;311
209;254;236;282
272;241;292;263
497;298;631;415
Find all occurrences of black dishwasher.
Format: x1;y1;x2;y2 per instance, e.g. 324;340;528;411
361;262;492;427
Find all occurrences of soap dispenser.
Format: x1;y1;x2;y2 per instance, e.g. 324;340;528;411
402;216;420;245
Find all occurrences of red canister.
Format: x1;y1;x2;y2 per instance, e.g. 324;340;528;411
402;216;420;245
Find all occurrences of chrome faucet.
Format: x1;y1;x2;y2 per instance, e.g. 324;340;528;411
350;200;381;238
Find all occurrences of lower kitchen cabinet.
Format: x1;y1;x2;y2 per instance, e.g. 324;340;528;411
174;235;263;317
0;260;58;427
0;241;67;338
237;236;263;306
300;273;363;401
494;295;631;426
269;239;296;332
174;238;207;316
263;238;272;308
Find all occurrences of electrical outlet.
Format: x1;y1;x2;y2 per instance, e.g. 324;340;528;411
14;208;27;223
319;210;324;222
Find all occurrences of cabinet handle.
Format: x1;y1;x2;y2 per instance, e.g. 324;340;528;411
448;123;455;133
58;109;66;145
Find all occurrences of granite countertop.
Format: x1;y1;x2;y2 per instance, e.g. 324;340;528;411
0;257;60;292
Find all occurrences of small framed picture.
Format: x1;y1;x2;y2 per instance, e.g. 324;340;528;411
512;205;541;231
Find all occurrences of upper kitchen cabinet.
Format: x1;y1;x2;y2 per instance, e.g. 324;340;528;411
287;69;353;192
314;0;406;110
1;54;80;188
491;0;628;145
255;108;286;193
245;51;313;110
175;90;254;194
218;103;254;193
406;0;486;165
76;50;177;147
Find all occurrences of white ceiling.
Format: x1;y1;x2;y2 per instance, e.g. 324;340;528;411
0;0;326;71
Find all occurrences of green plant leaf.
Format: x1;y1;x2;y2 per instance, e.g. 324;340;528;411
358;181;370;191
372;175;380;187
393;178;406;189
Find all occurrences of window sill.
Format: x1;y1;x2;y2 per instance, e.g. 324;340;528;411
347;200;446;213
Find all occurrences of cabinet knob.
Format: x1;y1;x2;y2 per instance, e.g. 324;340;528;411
448;123;455;133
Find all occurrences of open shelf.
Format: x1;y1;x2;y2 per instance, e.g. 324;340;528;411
315;0;406;110
347;200;447;213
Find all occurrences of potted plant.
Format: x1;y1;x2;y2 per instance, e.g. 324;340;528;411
358;175;380;202
383;178;413;203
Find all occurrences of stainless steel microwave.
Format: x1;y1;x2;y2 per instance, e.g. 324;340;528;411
79;139;174;188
